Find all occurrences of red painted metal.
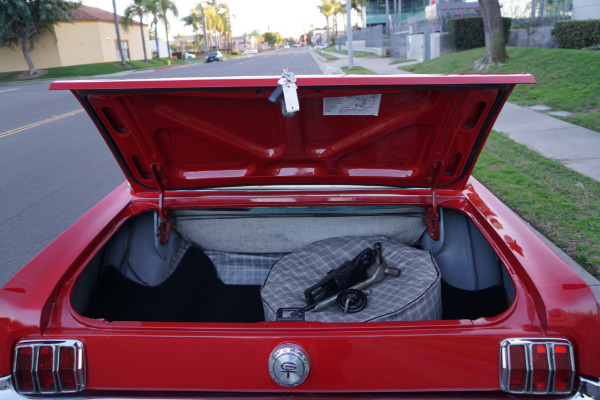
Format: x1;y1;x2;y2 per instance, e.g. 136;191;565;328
52;75;531;194
2;75;599;396
49;74;536;91
1;179;599;393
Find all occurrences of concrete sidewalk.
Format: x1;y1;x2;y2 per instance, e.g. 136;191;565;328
310;50;600;183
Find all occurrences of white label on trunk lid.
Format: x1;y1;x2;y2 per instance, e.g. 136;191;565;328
323;94;381;116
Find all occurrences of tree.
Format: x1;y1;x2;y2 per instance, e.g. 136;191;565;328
112;0;126;66
263;31;282;47
145;0;161;59
351;0;368;28
476;0;508;69
181;8;202;53
123;0;151;63
216;2;231;52
318;0;333;45
331;0;344;41
157;0;178;58
0;0;79;75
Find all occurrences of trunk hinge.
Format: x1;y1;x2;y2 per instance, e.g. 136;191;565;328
151;163;175;244
424;159;444;241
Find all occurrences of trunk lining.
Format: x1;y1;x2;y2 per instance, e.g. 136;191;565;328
84;246;264;323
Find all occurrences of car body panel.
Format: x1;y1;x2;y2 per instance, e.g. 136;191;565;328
1;179;599;391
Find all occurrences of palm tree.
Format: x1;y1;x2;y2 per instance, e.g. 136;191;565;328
112;0;126;66
123;0;151;62
181;8;202;53
146;0;161;59
351;0;368;28
204;4;221;49
157;0;178;58
331;0;344;42
217;3;232;53
318;0;333;45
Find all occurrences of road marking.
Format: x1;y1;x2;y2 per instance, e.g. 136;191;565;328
0;89;17;94
0;108;85;139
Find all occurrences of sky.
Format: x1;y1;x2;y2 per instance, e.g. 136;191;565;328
82;0;328;39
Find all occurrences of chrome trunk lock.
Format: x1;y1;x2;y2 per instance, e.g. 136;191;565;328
268;69;299;117
268;343;310;387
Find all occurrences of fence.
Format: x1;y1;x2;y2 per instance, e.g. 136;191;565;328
336;25;384;50
389;16;452;60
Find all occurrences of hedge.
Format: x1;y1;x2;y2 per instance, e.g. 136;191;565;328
554;20;600;49
448;17;512;50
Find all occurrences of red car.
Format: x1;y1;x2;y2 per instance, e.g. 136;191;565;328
1;74;599;399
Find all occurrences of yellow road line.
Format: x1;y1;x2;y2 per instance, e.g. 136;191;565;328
0;108;85;139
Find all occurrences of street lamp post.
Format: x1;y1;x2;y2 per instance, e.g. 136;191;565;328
346;0;353;69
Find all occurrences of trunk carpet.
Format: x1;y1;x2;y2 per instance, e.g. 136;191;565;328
441;280;508;320
84;246;264;323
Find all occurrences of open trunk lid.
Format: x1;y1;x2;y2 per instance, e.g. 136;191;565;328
50;74;534;193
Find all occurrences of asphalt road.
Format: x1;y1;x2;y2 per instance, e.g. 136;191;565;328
0;48;321;287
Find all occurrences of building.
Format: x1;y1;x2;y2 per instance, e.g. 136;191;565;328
232;36;259;53
0;4;150;74
366;0;431;25
573;0;600;19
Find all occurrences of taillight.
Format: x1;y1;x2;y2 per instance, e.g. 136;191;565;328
12;340;85;394
500;338;575;395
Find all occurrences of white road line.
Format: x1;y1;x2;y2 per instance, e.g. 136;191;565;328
0;89;17;94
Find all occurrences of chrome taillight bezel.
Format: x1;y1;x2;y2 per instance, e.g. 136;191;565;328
12;339;86;394
500;338;575;395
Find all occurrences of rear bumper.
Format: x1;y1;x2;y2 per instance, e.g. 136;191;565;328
1;375;599;400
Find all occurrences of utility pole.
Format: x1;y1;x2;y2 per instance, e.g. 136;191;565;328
385;0;391;34
346;0;353;69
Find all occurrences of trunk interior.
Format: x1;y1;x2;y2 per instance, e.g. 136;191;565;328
71;206;516;323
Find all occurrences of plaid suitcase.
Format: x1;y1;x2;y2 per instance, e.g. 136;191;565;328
261;236;442;323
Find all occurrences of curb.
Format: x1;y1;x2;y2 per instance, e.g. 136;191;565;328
154;62;195;72
308;50;343;75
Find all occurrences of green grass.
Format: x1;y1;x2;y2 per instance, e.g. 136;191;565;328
400;47;600;132
314;51;340;61
341;66;377;75
324;46;378;58
474;131;600;278
389;59;416;65
0;58;186;83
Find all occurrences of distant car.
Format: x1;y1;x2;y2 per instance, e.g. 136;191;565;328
206;51;223;63
315;44;327;51
185;53;195;60
2;74;600;399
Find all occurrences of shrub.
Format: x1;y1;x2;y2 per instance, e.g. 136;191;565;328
230;50;241;56
447;16;512;50
554;20;600;49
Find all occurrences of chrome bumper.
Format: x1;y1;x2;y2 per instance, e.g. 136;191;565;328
1;375;599;399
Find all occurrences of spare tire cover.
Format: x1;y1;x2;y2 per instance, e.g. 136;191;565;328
261;236;442;323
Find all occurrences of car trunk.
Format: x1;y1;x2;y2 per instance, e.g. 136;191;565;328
71;205;515;324
50;75;543;393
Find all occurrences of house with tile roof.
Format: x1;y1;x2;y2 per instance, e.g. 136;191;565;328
0;4;150;73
